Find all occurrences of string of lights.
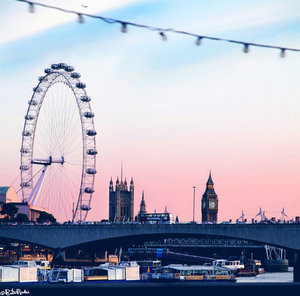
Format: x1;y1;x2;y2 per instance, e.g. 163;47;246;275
17;0;300;57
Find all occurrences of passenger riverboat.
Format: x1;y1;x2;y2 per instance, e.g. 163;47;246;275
142;264;236;282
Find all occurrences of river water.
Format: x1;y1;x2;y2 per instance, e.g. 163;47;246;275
237;267;293;283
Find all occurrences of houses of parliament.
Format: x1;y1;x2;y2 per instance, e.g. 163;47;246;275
108;171;218;223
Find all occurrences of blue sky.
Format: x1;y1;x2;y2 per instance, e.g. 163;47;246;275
1;0;300;222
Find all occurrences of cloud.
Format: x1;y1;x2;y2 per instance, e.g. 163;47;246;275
0;0;142;45
191;1;300;36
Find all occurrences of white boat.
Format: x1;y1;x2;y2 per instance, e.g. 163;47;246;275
49;268;83;283
213;259;244;271
145;264;236;282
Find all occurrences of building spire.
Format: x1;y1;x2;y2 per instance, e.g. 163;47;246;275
206;170;214;185
121;161;123;182
139;190;146;214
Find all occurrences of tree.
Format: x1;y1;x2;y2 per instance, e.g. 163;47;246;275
0;203;18;221
37;211;56;223
15;213;29;223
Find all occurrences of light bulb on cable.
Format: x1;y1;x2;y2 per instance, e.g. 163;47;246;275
280;48;286;58
243;44;249;53
159;31;167;41
121;23;128;33
195;37;202;46
78;13;84;23
28;2;34;13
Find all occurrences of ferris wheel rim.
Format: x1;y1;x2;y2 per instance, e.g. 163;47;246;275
20;63;97;222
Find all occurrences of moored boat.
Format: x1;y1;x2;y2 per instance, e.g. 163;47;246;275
143;264;236;282
212;259;244;272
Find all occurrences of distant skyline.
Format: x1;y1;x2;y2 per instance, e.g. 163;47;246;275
1;0;300;222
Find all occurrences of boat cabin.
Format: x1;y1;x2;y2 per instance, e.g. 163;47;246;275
153;264;236;281
213;259;244;270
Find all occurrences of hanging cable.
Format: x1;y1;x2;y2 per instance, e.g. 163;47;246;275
9;173;21;187
16;166;44;194
16;0;300;56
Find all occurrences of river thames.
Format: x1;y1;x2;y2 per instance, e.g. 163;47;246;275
237;267;293;283
1;269;298;296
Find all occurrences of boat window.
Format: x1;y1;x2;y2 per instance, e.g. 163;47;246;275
194;270;205;275
52;271;59;278
59;271;68;280
95;269;108;276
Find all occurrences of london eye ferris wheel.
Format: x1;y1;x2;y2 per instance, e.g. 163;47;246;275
20;63;97;222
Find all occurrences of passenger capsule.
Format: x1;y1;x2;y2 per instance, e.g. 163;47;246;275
20;148;29;153
44;68;53;74
84;187;95;194
80;96;91;102
22;131;32;136
65;65;74;72
86;130;97;136
20;182;30;188
71;72;81;79
38;76;45;81
80;205;91;211
86;168;97;174
28;100;38;106
33;87;42;93
84;112;94;118
87;149;98;155
51;64;59;70
76;82;86;89
20;165;29;171
58;63;67;69
25;115;35;120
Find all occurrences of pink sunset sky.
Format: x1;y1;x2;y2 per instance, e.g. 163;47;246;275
0;0;300;222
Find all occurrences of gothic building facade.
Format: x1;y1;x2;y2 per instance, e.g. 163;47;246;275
109;177;134;222
201;172;218;223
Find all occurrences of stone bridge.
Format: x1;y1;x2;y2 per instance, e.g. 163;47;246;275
0;223;299;250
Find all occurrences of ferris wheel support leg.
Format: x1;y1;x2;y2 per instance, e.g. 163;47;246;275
28;165;48;206
294;250;300;282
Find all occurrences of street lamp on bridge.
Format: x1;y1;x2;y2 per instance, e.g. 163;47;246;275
193;186;196;223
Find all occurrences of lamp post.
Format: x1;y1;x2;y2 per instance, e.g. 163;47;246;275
193;186;196;223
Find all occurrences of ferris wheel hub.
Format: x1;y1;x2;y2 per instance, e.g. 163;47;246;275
31;156;65;165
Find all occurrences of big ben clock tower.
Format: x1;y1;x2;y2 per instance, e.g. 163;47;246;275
201;171;218;223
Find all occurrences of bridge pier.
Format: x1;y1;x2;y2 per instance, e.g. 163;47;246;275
293;251;300;282
52;248;66;266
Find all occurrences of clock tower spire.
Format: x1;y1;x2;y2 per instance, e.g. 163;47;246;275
201;171;218;223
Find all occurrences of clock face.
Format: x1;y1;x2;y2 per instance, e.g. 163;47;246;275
209;201;216;209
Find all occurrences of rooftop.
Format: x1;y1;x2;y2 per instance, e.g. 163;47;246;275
0;187;10;194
